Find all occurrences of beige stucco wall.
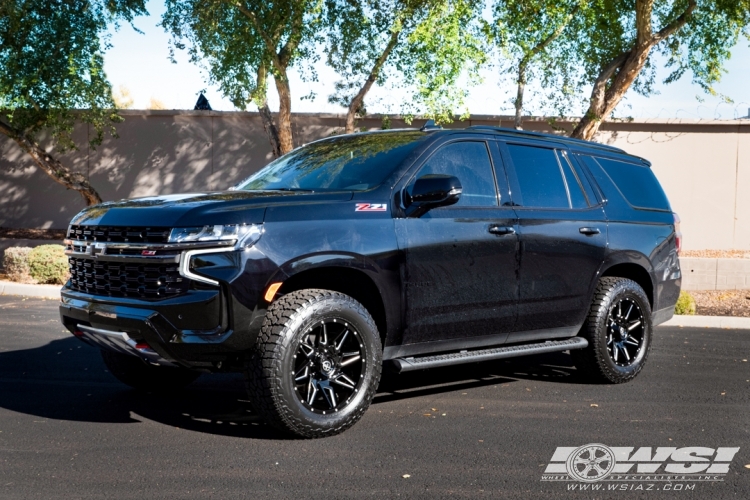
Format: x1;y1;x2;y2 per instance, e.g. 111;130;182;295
1;111;748;250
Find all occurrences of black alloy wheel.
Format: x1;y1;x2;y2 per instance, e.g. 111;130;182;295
606;297;645;367
572;277;653;384
246;289;382;438
292;320;366;414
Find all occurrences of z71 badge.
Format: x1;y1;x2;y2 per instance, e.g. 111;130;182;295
355;203;387;212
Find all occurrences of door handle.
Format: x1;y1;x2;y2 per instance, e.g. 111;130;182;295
579;227;601;236
489;225;516;236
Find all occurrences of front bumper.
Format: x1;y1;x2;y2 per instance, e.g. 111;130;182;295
60;286;262;370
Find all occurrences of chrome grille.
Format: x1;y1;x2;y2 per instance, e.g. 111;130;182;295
67;225;171;244
67;257;188;298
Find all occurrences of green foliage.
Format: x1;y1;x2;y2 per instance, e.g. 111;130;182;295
28;245;69;285
488;0;585;117
555;1;750;116
0;0;147;152
2;246;33;282
162;0;323;110
675;291;697;315
323;0;485;123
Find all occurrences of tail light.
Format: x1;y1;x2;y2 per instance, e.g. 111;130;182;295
673;213;682;254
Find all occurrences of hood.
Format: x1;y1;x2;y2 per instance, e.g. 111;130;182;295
70;191;354;227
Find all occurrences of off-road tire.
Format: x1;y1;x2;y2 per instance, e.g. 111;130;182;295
101;350;200;392
571;277;653;384
245;289;383;438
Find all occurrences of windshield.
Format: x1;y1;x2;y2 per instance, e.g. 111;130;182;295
235;131;427;192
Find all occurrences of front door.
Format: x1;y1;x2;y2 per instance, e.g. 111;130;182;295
396;140;519;347
499;142;607;340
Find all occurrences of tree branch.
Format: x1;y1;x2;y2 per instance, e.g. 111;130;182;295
652;0;697;44
229;1;281;66
345;28;401;133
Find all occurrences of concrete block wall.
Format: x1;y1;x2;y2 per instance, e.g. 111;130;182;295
680;257;750;290
1;112;749;251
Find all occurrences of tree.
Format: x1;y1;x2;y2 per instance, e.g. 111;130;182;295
324;0;485;133
490;0;584;130
569;0;750;140
0;0;146;205
162;0;324;157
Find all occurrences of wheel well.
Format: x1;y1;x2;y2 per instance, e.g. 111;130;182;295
277;267;388;343
601;263;653;306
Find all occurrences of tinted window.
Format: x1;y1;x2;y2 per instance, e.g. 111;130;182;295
506;144;569;208
594;157;670;210
236;132;427;192
410;141;497;207
558;151;588;208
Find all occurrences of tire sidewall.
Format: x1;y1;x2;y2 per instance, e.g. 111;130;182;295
273;295;381;433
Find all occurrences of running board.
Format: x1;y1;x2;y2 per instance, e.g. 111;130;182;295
390;337;588;373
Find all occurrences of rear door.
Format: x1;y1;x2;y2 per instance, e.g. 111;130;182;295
396;139;519;346
498;141;607;340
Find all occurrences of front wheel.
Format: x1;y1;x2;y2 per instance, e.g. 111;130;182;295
101;350;200;392
245;289;383;438
571;277;653;384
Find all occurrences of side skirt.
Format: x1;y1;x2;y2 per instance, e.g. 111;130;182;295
390;337;588;373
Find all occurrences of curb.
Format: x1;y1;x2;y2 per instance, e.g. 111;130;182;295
660;315;750;330
0;281;61;299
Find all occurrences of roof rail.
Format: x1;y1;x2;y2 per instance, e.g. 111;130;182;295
465;125;625;154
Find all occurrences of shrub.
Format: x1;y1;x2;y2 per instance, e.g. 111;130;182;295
28;245;69;285
674;291;696;315
2;246;34;282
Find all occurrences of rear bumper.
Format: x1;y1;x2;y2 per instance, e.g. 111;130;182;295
60;287;264;370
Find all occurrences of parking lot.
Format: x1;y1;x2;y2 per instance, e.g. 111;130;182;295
0;295;748;499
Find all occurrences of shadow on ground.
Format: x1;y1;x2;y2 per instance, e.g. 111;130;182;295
0;336;585;439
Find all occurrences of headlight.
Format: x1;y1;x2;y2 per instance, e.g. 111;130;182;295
168;224;262;248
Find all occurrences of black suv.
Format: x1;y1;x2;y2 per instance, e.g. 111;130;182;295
60;125;681;438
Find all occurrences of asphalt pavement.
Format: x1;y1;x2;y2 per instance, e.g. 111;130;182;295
0;296;748;499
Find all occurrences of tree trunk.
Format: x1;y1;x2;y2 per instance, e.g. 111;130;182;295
254;64;282;158
571;0;696;141
345;30;400;134
273;69;295;154
0;120;102;205
513;59;528;130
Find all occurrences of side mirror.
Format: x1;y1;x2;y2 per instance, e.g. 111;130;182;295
405;174;462;217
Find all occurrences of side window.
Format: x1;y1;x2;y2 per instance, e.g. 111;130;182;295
409;141;498;207
506;144;569;209
593;156;670;210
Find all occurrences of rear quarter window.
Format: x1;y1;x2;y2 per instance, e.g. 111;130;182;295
589;156;670;211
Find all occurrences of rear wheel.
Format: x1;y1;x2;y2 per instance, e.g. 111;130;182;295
101;350;200;392
245;289;382;438
571;277;652;384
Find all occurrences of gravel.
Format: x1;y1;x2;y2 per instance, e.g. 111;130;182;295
681;249;750;258
690;290;750;317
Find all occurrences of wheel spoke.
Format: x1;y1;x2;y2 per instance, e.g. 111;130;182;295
625;338;640;346
607;334;613;345
341;354;361;367
299;340;315;357
332;373;356;389
621;345;630;361
334;329;349;351
625;303;634;321
295;361;311;381
613;345;619;362
321;323;328;345
323;386;337;408
307;378;317;405
618;301;622;318
628;320;641;331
